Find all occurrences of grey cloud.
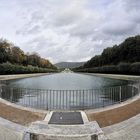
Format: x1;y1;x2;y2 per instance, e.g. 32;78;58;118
124;0;140;10
16;24;41;35
102;21;136;36
124;0;140;23
52;9;83;26
2;0;140;63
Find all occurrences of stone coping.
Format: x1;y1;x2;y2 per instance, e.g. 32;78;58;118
0;98;47;126
0;98;48;114
0;93;140;127
0;117;26;140
25;121;106;140
80;73;140;81
85;94;140;113
27;121;102;136
86;95;140;127
0;117;26;133
0;73;51;81
103;114;140;140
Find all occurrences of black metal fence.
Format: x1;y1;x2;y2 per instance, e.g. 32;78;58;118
0;82;139;110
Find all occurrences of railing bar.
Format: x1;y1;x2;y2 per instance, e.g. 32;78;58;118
0;82;139;110
62;90;64;110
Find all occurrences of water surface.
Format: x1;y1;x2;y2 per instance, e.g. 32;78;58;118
1;73;136;110
6;73;129;90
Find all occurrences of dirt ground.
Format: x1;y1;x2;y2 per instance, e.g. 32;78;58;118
0;102;46;126
87;98;140;128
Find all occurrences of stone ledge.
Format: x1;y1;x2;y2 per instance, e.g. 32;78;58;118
0;117;26;140
103;114;140;140
0;98;47;126
24;121;106;140
0;98;48;114
86;95;140;127
0;73;49;81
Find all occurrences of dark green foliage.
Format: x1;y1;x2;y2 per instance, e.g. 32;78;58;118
130;62;140;74
0;62;57;74
117;63;130;74
0;39;11;63
75;62;140;74
11;46;25;64
75;35;140;74
0;38;57;74
83;35;140;68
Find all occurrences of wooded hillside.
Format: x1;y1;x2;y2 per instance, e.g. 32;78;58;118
0;39;57;74
74;35;140;74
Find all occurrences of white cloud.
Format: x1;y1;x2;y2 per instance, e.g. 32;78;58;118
0;0;140;63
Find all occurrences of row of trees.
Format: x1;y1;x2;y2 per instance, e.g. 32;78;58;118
0;39;57;71
84;35;140;68
0;62;57;74
74;35;140;74
75;62;140;75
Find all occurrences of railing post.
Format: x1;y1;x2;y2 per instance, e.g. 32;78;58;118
119;86;121;103
1;83;138;111
10;88;13;102
49;90;52;110
132;85;134;98
102;89;104;107
83;90;84;110
0;85;2;97
46;90;48;110
138;82;140;96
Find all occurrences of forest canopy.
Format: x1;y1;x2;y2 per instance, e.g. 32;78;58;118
0;38;57;74
74;35;140;74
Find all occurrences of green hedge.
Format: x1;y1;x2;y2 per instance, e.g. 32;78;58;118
0;62;57;74
75;62;140;75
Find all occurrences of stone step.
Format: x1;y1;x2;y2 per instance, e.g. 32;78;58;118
24;121;106;140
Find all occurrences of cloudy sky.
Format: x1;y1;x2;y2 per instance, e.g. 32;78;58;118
0;0;140;63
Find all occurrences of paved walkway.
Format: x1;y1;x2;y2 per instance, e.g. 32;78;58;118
0;117;26;140
103;114;140;140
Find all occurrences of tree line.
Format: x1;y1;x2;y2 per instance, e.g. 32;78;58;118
0;38;57;74
74;35;140;74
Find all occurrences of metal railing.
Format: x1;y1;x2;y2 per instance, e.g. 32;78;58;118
0;82;139;110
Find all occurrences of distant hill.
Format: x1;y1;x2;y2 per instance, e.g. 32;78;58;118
55;62;85;68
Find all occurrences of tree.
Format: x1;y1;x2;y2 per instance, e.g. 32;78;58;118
11;46;25;64
0;38;57;70
27;53;41;66
81;35;140;69
0;39;11;63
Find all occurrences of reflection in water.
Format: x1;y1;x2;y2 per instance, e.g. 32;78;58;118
6;73;128;90
0;73;137;110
